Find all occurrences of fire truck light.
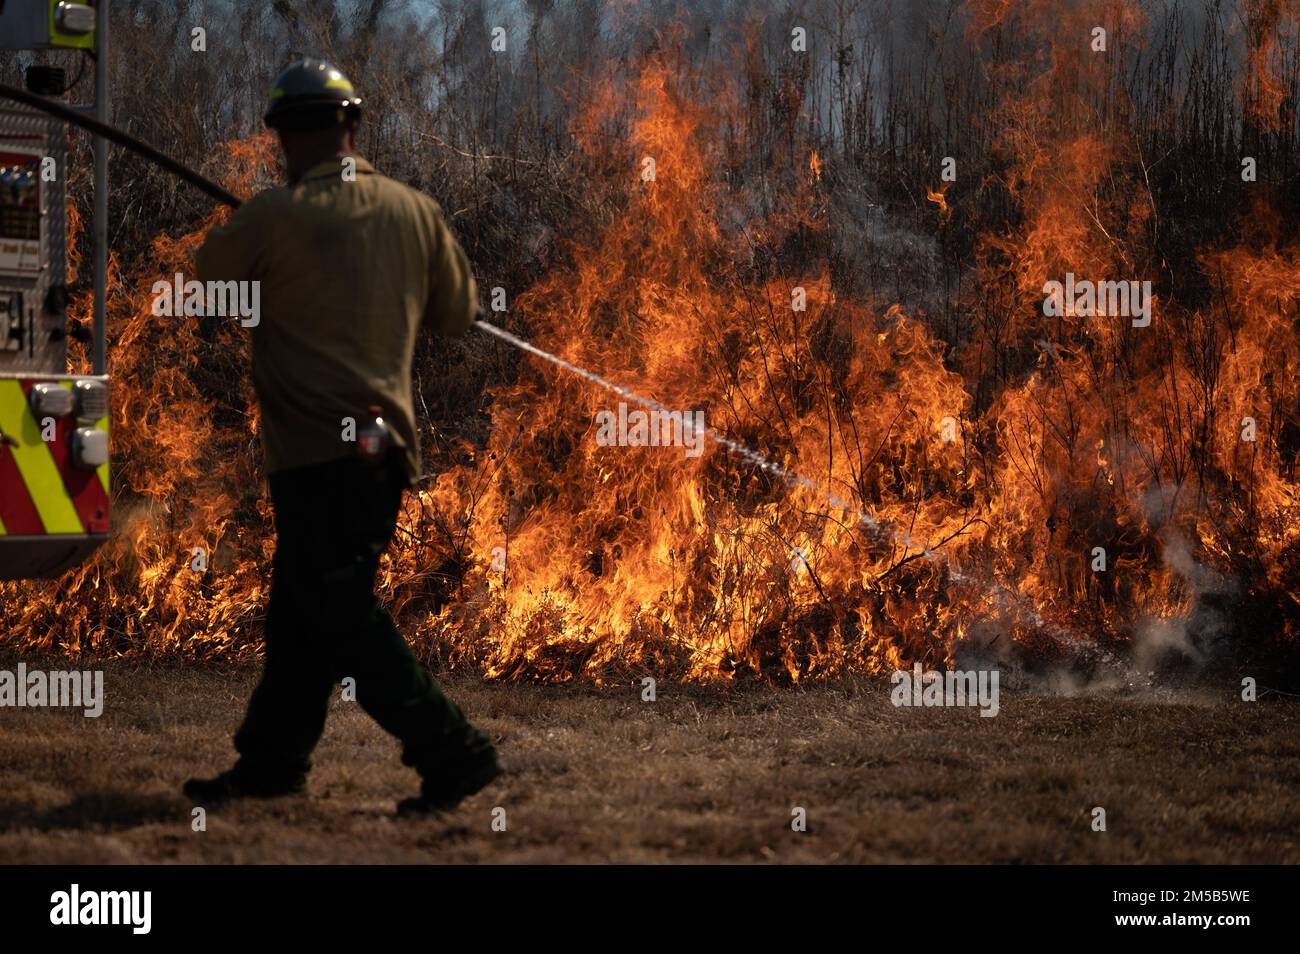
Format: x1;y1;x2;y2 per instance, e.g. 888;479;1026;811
30;382;74;418
55;3;97;36
73;379;107;420
72;427;108;470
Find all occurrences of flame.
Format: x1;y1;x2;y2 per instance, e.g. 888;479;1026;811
1243;0;1300;129
2;9;1298;682
2;135;277;659
927;182;951;223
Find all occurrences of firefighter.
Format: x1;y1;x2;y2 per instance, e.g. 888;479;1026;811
184;59;499;814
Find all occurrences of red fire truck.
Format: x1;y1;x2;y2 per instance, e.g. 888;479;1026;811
0;1;110;579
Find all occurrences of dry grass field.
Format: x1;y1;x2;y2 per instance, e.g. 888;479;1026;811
1;656;1297;864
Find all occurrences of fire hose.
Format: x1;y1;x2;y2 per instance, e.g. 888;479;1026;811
0;82;242;209
0;82;1079;643
0;81;935;539
0;83;940;558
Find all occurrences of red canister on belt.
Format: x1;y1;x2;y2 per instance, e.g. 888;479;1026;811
357;405;389;463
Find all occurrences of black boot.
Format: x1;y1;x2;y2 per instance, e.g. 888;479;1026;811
183;760;307;805
397;743;502;816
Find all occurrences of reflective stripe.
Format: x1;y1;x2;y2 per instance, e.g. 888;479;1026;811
0;441;45;534
95;414;110;496
0;380;84;534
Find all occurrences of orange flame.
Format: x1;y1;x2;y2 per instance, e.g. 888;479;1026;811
3;12;1298;683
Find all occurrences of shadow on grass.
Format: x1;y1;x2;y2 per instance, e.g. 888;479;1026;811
0;792;181;834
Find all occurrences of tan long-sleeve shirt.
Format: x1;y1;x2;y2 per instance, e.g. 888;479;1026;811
195;156;477;483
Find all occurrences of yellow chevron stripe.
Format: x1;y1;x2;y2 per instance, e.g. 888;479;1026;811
0;380;83;534
96;414;110;496
0;513;6;535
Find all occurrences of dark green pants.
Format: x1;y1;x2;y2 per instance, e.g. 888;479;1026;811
234;449;484;780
